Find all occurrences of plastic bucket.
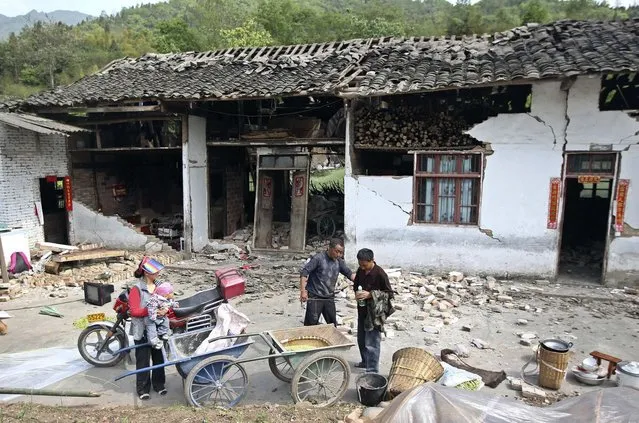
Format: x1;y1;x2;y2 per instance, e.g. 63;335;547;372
356;373;388;407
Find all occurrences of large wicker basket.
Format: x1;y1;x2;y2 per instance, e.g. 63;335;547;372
281;336;331;352
538;346;571;390
387;347;444;398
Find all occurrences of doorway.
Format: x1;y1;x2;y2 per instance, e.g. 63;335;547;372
209;170;226;239
39;177;69;244
253;153;310;251
558;153;616;282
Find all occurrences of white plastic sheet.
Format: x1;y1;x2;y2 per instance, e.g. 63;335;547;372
439;362;484;391
194;304;251;355
0;347;91;401
374;383;639;423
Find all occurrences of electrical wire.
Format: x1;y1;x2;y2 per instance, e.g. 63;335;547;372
205;99;343;119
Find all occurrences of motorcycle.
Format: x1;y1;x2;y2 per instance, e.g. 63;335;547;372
77;286;226;367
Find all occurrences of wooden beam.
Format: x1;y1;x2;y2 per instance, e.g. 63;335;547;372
95;127;102;148
52;249;125;263
206;138;345;147
0;235;9;286
69;146;182;153
40;105;162;114
69;116;180;126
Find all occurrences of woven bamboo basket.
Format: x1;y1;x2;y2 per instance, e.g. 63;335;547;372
538;347;571;390
387;348;444;398
281;336;331;352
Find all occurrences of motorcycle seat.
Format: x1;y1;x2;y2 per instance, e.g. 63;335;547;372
172;304;204;318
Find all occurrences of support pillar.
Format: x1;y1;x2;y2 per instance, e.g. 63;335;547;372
182;115;209;255
343;99;358;252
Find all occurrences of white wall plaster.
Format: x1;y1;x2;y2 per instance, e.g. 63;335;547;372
184;115;209;252
345;77;639;281
565;76;639;149
72;201;147;249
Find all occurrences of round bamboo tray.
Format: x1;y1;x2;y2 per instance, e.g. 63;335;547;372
281;336;331;352
538;347;571;390
387;348;444;398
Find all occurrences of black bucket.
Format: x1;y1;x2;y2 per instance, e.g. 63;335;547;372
356;373;388;407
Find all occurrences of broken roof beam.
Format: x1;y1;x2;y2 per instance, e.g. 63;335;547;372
40;104;162;114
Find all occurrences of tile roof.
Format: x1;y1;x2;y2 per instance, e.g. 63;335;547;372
19;19;639;108
0;112;90;136
354;19;639;96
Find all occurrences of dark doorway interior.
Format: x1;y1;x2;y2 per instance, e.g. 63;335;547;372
209;170;226;239
559;177;613;281
39;178;69;244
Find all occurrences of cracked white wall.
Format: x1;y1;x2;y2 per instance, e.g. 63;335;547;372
183;115;209;253
345;77;639;281
563;77;639;283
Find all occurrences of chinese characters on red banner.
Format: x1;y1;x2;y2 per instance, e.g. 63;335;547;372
63;176;73;211
615;179;630;233
577;175;601;184
547;178;561;229
261;176;273;209
294;175;305;197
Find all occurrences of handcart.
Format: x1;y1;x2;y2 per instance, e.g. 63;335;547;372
114;324;355;408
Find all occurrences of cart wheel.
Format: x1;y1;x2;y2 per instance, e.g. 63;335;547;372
268;349;294;383
290;351;350;407
317;215;336;238
184;355;248;408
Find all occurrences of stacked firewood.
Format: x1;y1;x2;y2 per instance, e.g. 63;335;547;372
354;105;477;149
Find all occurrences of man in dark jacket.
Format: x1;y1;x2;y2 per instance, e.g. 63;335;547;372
354;248;393;374
300;238;354;326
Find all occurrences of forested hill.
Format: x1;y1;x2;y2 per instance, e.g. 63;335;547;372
0;10;92;40
0;0;637;99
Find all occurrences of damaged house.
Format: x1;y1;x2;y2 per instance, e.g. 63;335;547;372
8;19;639;285
0;113;87;267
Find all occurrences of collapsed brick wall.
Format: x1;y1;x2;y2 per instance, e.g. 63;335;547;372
71;154;182;218
0;124;70;246
226;164;245;235
71;168;98;209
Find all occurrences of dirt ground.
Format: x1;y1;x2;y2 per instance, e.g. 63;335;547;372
1;250;639;415
0;402;354;423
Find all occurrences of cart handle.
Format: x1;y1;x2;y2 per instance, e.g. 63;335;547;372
206;331;275;349
114;357;191;381
112;342;151;355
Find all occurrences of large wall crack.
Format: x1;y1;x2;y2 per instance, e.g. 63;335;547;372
527;113;557;144
359;182;411;215
479;227;502;242
562;88;570;151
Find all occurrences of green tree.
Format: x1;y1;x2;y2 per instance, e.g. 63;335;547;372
153;18;201;53
447;0;484;35
220;19;274;48
521;0;550;24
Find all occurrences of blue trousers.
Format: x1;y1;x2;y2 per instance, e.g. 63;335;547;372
357;314;381;373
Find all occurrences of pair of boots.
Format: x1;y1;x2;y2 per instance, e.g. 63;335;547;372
151;333;170;349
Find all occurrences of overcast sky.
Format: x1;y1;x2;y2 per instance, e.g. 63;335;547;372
0;0;636;17
0;0;168;17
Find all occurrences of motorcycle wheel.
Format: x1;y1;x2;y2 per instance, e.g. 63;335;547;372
77;326;127;367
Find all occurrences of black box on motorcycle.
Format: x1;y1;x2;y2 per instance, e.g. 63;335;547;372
83;282;115;306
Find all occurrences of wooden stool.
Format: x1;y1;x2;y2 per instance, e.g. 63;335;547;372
590;351;622;379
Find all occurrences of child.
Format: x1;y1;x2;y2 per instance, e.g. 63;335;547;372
145;282;178;349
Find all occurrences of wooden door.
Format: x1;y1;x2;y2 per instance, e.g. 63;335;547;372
254;172;274;248
289;170;308;251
